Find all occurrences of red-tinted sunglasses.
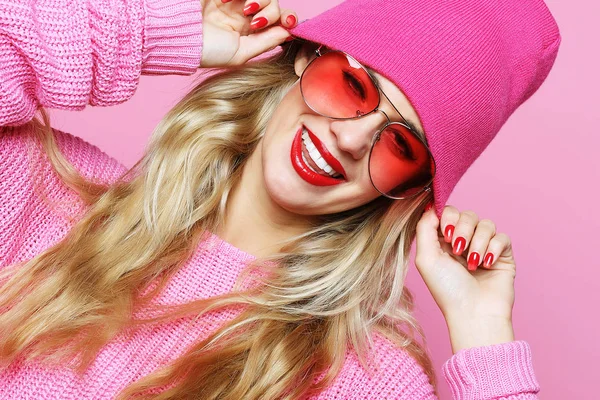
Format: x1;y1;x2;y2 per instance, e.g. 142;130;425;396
299;45;436;200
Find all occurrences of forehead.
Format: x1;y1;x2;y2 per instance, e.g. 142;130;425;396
365;67;425;137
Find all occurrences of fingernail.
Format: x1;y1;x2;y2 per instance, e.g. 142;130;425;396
243;2;260;16
444;225;454;243
484;252;494;268
425;202;433;212
284;35;294;42
452;236;466;256
286;14;297;26
467;252;480;271
250;16;268;29
222;0;233;3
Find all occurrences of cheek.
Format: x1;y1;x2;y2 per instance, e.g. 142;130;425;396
260;107;313;210
356;174;384;205
261;133;295;193
261;106;299;185
261;83;302;150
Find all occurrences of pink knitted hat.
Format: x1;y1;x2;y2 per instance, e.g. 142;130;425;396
289;0;561;218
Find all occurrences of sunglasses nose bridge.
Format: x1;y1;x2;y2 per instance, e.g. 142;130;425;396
329;111;388;160
376;108;391;124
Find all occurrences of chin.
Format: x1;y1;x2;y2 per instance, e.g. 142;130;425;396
264;182;344;217
262;168;310;212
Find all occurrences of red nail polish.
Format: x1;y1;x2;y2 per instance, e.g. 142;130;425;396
221;0;233;3
444;225;454;243
467;252;480;271
250;16;268;29
286;14;297;26
284;35;294;42
425;202;433;212
484;253;494;268
243;2;260;16
452;236;466;255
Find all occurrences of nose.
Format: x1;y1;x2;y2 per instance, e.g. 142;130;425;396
329;110;389;160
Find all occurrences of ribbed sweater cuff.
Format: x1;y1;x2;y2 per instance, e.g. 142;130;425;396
142;0;203;74
442;340;540;399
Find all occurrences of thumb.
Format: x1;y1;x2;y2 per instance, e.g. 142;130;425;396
235;26;291;64
414;205;444;276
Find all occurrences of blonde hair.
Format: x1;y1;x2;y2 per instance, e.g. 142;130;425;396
0;40;437;399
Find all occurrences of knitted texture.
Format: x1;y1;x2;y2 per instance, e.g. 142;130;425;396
0;0;203;126
290;0;562;218
0;0;541;398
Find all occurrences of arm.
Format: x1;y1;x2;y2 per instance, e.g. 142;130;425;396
0;0;203;126
0;124;127;268
438;280;539;398
443;340;540;399
440;305;539;398
414;206;538;398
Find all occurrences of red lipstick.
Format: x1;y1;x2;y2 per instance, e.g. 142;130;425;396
305;126;347;179
290;126;345;186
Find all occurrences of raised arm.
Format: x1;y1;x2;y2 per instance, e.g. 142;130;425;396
0;0;203;126
442;340;540;399
412;205;543;398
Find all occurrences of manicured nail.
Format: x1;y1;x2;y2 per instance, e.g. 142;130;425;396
424;202;433;212
444;225;454;243
221;0;233;3
452;236;466;256
250;16;268;29
284;35;294;42
467;252;480;271
243;2;260;16
484;252;494;268
286;14;297;26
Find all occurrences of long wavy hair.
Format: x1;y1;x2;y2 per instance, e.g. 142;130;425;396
0;39;437;399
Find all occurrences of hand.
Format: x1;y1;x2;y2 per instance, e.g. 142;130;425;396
200;0;298;68
415;205;517;351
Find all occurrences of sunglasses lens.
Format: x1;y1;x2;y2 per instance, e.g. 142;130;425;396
301;51;379;118
369;123;435;199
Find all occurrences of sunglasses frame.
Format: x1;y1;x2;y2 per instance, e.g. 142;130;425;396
299;45;436;200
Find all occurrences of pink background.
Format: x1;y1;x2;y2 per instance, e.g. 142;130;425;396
48;1;597;398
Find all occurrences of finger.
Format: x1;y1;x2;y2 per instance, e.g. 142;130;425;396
439;205;460;244
242;0;269;16
414;205;443;274
465;219;496;271
450;210;479;257
246;0;280;30
482;232;513;270
280;9;298;28
234;25;290;63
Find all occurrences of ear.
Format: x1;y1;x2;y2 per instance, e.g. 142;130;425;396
294;42;319;78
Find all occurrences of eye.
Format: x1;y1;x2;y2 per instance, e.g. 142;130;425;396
388;127;415;160
342;70;366;100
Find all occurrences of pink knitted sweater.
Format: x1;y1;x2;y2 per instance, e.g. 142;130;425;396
0;0;541;398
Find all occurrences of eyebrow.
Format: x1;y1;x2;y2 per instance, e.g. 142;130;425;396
365;67;426;140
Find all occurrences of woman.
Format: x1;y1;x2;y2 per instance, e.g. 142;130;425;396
0;0;560;399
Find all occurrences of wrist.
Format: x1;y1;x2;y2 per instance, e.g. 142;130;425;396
446;316;515;354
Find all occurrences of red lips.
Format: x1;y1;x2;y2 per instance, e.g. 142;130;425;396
304;125;347;179
290;126;345;186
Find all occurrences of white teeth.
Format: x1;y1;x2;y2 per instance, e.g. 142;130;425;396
301;150;310;166
301;128;342;178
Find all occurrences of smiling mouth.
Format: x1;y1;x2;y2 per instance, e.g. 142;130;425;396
300;126;345;179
